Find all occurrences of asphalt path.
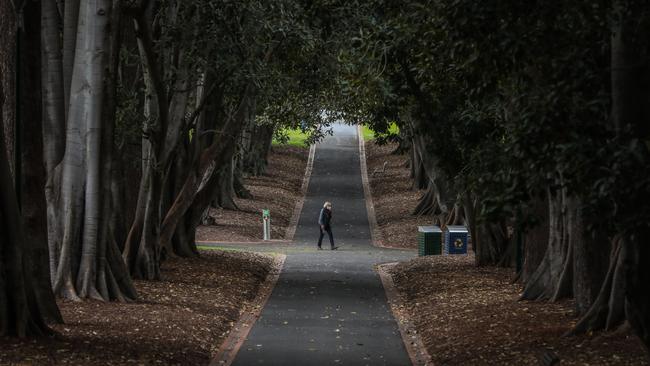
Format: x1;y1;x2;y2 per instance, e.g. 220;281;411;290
225;124;415;365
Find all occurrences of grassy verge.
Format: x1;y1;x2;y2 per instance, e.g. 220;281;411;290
272;128;309;147
360;123;399;141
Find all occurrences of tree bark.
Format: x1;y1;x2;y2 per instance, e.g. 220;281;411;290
159;89;252;252
520;188;573;301
570;197;609;316
624;229;650;351
0;0;16;178
62;0;79;121
41;0;66;285
19;0;63;323
1;57;51;337
520;195;549;284
474;220;511;267
243;122;273;177
125;5;191;279
410;140;428;190
52;0;136;301
570;4;650;348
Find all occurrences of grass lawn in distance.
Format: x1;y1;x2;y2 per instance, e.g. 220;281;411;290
273;128;309;147
361;123;399;141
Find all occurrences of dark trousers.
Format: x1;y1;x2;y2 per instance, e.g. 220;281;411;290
318;226;334;248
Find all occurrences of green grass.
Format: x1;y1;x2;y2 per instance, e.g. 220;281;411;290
273;128;309;147
361;125;375;141
360;123;399;141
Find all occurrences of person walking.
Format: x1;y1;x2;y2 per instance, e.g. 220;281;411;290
318;201;338;250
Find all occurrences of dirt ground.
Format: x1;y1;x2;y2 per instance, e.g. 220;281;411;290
387;254;650;366
365;140;649;365
0;250;275;366
366;141;428;249
196;145;309;242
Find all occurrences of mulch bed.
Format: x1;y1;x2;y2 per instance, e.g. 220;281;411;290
366;141;428;249
388;255;650;366
196;145;308;242
0;250;275;365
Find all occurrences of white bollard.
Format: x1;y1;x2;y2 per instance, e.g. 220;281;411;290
262;209;271;240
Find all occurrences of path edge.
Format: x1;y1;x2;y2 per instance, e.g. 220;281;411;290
285;143;316;241
357;125;385;247
210;253;287;366
197;240;290;246
376;262;434;366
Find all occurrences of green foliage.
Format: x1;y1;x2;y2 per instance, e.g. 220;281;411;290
117;0;650;236
335;0;650;234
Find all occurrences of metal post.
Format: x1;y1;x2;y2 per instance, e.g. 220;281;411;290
262;209;271;240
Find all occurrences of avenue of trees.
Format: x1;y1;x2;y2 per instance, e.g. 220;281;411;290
1;0;345;336
1;0;648;354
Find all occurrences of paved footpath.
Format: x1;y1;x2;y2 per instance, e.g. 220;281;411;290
226;124;416;365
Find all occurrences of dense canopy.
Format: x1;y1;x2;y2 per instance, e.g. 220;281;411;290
0;0;648;354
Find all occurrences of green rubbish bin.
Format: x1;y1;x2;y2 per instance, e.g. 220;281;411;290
418;226;442;256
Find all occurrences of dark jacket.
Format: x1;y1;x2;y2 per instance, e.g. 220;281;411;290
318;208;332;228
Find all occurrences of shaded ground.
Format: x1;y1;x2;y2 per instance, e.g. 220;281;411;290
197;145;308;242
388;255;650;366
0;250;275;366
366;140;427;249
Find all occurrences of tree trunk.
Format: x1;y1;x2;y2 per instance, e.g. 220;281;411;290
520;195;549;284
62;0;79;121
178;164;227;251
0;54;51;337
52;0;136;301
570;238;625;335
158;91;251;252
409;130;453;222
123;154;149;274
474;220;511;267
19;0;62;323
520;188;573;302
462;194;478;253
41;0;66;285
624;229;650;351
110;152;128;252
0;0;16;179
125;5;190;279
570;4;650;349
131;164;163;280
243;123;273;177
570;197;609;316
216;160;239;210
410;141;428;190
62;0;81;121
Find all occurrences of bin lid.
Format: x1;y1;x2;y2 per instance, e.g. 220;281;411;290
418;226;442;233
445;225;468;233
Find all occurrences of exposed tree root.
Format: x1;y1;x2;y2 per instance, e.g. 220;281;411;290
624;230;650;351
569;238;625;335
475;221;511;266
520;189;572;301
234;173;251;199
412;185;438;216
